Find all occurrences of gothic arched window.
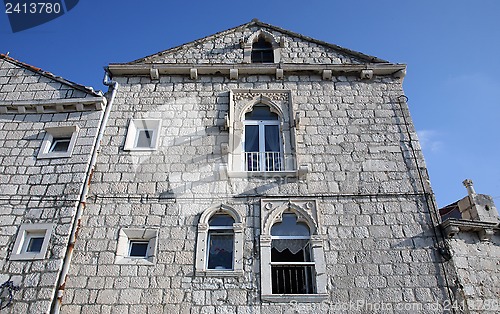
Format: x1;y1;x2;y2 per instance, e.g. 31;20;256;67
270;212;315;294
243;104;283;171
251;37;274;63
207;214;235;270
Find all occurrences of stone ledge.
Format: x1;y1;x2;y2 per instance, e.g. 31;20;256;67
0;96;106;114
195;270;244;277
261;294;329;303
440;219;500;241
108;63;406;79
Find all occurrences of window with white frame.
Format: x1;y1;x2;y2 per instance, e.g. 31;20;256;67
37;126;79;159
124;119;161;151
207;214;235;270
260;200;328;302
115;228;158;265
244;104;283;172
10;223;54;260
195;205;244;276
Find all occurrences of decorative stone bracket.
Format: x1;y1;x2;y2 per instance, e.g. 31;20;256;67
441;219;499;242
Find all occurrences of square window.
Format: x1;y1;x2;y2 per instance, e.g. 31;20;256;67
24;234;45;253
37;126;79;159
49;137;71;153
129;241;149;257
124;119;161;151
115;228;158;265
135;129;154;148
10;224;54;260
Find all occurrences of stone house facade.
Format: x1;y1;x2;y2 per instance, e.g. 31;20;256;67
1;20;499;314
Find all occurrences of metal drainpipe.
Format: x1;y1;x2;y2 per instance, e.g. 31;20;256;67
51;70;118;314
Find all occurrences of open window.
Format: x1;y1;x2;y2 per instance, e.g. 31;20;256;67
271;213;315;294
243;30;281;64
195;205;244;276
260;200;327;302
251;36;274;63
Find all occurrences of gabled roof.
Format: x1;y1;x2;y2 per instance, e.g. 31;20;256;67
0;53;102;97
128;19;389;65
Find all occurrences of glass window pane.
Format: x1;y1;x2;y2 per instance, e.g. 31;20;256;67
207;233;234;270
264;125;280;152
26;237;44;253
271;213;310;236
136;129;153;148
129;241;149;257
50;138;71;152
245;105;278;120
245;125;259;152
209;214;234;226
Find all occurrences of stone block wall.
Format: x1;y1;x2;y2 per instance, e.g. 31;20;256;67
60;71;453;313
0;56;105;313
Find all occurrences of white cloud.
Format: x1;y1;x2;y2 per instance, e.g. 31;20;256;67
417;130;443;153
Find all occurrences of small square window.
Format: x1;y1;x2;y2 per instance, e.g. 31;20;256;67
129;241;149;257
37;126;79;159
24;234;45;253
10;224;54;260
49;137;71;153
135;129;154;148
124;119;161;151
115;228;158;265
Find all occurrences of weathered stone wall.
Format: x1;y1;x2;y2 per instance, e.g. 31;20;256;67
60;68;453;313
136;25;365;65
0;58;104;313
0;59;91;102
447;233;500;313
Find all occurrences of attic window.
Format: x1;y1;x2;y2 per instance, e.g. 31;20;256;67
252;37;274;63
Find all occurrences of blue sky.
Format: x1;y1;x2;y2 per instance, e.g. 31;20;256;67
1;0;499;207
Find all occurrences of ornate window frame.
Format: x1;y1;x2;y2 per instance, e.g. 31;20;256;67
195;204;244;277
223;89;304;178
259;199;328;302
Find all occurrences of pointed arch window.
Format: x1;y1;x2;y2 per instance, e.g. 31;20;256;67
271;213;315;294
243;104;283;171
195;206;244;276
252;37;274;63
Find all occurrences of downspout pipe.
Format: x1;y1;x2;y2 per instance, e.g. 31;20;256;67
51;70;118;314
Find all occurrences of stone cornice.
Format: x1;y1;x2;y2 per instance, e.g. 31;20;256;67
108;63;406;80
0;96;107;114
440;218;500;241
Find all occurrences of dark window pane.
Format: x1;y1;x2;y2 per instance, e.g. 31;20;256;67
50;137;71;152
26;237;44;253
245;125;259;152
209;214;234;226
252;37;274;63
264;125;280;152
136;129;153;148
207;233;234;270
129;241;149;257
271;213;310;236
272;265;315;294
245;105;278;120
